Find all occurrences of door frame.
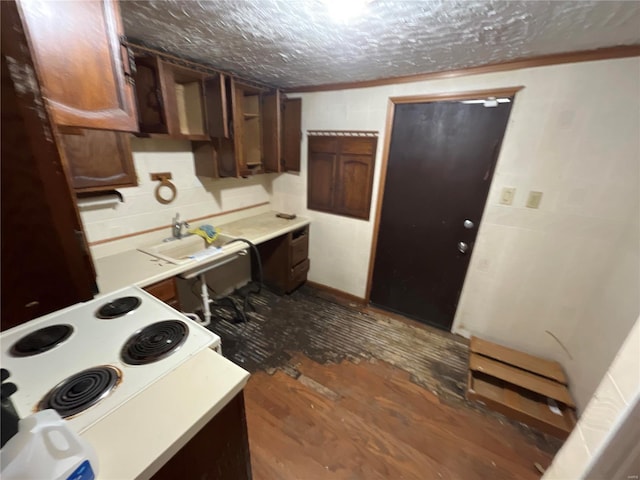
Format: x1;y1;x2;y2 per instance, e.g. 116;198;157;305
364;86;524;304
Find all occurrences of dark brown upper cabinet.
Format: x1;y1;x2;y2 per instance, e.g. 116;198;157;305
133;57;210;140
132;52;302;177
215;84;301;177
231;80;268;177
59;129;137;192
210;78;275;178
307;135;378;220
16;0;138;132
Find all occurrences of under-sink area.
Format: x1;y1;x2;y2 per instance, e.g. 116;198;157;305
137;232;236;265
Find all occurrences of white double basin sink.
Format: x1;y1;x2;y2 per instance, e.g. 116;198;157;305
137;233;241;270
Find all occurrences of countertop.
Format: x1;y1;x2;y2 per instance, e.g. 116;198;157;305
82;211;309;478
94;211;310;295
82;348;250;480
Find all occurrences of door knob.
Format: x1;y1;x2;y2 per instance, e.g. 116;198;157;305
457;241;468;253
463;219;474;229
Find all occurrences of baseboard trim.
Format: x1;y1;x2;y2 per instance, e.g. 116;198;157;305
305;281;366;307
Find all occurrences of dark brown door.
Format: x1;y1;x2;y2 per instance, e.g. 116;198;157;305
370;100;513;331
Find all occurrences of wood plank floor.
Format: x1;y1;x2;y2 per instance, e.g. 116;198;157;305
203;285;561;479
245;354;553;480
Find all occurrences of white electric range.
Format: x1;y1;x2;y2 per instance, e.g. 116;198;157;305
0;286;221;434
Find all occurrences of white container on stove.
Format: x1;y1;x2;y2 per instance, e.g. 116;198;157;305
1;409;98;480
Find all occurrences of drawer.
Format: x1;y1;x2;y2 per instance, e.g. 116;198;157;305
290;231;309;267
288;258;310;291
144;277;177;303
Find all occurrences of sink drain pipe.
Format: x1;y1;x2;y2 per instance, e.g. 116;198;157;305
199;272;212;326
184;238;262;327
181;253;241;327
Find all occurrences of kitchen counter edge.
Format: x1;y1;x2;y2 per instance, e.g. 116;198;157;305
94;212;310;295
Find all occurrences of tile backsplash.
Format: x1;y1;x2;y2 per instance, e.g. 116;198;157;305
79;137;274;245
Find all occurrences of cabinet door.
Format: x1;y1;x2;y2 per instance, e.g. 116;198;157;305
217;138;239;178
282;98;302;172
307;135;377;220
335;154;375;220
2;2;96;331
17;0;138;131
203;74;229;138
262;90;281;173
134;56;169;134
307;151;337;212
230;79;249;176
59;129;137;192
151;393;251;480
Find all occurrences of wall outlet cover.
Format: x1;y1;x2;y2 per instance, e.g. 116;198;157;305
500;187;516;206
527;191;543;209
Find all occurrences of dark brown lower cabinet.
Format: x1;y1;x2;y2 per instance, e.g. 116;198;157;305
256;226;310;294
152;392;252;480
143;277;181;310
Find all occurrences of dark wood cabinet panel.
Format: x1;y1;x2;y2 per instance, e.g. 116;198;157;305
256;226;309;295
133;57;209;140
134;56;169;134
308;152;336;211
17;0;137;131
282;98;302;172
204;73;229;138
59;129;137;192
143;277;180;310
307;135;377;220
262;90;281;173
217;137;240;177
336;154;375;219
152;392;252;480
2;1;96;331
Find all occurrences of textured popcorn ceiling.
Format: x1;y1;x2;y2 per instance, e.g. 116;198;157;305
121;1;640;89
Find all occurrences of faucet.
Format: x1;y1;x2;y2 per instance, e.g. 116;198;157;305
172;213;190;239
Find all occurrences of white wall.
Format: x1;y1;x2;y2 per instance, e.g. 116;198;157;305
543;315;640;479
273;57;640;410
79;137;274;245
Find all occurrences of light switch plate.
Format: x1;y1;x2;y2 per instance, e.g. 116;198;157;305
526;191;543;209
500;187;516;206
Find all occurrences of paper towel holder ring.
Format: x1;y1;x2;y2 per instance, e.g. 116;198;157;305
151;172;177;205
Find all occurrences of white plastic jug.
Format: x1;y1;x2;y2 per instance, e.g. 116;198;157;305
0;409;98;480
